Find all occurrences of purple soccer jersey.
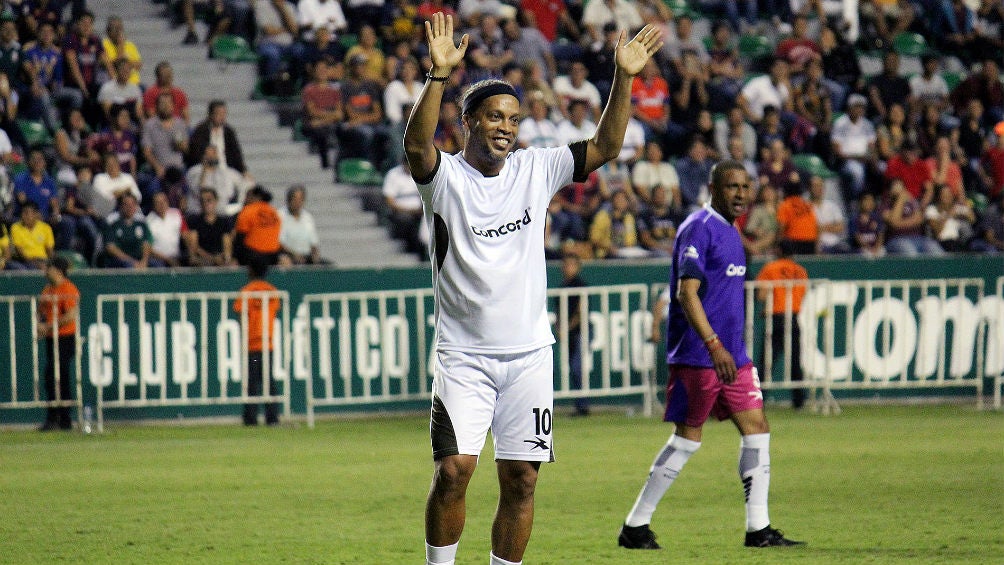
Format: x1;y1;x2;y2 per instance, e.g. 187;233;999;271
665;204;751;368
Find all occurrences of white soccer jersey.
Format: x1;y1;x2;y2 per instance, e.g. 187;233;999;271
418;146;576;354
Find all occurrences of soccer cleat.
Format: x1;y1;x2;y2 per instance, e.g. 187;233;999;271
618;524;661;549
744;525;805;547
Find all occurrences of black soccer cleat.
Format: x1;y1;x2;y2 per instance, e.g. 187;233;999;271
744;525;805;547
618;523;662;549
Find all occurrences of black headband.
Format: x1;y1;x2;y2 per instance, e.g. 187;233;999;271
462;82;518;115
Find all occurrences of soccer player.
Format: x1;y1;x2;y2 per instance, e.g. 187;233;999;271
405;13;662;565
618;160;804;549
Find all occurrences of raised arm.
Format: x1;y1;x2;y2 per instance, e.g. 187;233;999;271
403;13;469;181
582;26;663;174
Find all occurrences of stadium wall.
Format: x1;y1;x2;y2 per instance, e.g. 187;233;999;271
0;255;1000;426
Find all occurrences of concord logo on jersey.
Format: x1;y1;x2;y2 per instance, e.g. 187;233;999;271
471;208;532;238
726;264;746;276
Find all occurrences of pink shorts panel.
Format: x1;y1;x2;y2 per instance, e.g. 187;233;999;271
664;363;763;426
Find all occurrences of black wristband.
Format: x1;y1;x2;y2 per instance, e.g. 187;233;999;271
426;71;449;82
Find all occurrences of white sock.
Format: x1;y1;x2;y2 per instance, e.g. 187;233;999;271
739;433;771;532
625;434;701;527
489;552;521;565
426;541;458;565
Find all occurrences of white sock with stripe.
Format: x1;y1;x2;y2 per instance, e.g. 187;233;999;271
426;541;458;565
625;434;701;527
740;433;771;532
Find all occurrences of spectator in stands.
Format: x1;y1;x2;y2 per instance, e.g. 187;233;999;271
914;101;952;158
775;179;818;255
185;144;250;215
930;0;985;64
296;24;345;83
102;192;158;268
632;140;680;208
518;91;560;148
984;121;1004;200
146;191;186;267
743;182;780;258
344;24;387;84
97;57;142;127
676;137;715;211
581;0;642;43
0;69;23;152
90;106;138;177
463;14;512;84
969;189;1004;253
183;187;235;267
503;14;555;82
8;202;54;269
36;255;79;432
142;61;191;124
926;136;966;202
631;59;676;153
300;57;343;170
714;105;756;162
60;166;101;263
433;99;464;154
188;99;249;177
818;25;858;112
853;192;885;257
759;137;801;198
618;116;647;166
141;92;190;207
343;0;385;33
867;51;911;122
17;0;66;44
726;134;758;180
382;157;426;258
298;0;348;42
556;98;597;146
958;99;990;194
858;0;914;50
64;11;110;127
738;58;793;126
590;190;649;259
338;54;389;170
705;22;745;113
925;182;976;252
553;61;602;122
13;150;75;251
909;54;950;119
176;0;201;45
278;184;321;265
582;22;619;104
233;185;281;266
950;58;1003;127
92;151;141;220
832;94;878;201
252;0;300;87
23;21;84;135
793;58;833;155
876;102;912;163
694;0;756;34
234;259;281;426
0;19;24;92
809;175;850;254
101;15;141;86
754;105;786;161
774;14;820;75
885;140;935;207
637;185;678;257
384;57;423;128
664;14;710;79
882;178;945;256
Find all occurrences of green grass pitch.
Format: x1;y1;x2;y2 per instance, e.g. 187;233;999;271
2;404;1001;564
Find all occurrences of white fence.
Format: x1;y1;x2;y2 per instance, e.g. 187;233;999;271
297;284;655;427
90;291;291;432
0;295;83;426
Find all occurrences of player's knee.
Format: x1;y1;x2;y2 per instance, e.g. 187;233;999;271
433;456;477;495
497;461;539;502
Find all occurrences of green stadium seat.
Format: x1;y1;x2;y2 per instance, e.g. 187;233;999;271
16;119;53;149
338;33;359;50
892;32;929;57
942;70;963;91
210;35;258;63
969;192;988;214
55;249;90;270
738;35;773;59
337;158;382;186
792;153;837;179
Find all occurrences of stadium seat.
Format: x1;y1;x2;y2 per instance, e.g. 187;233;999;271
792;153;837;179
942;71;963;91
338;33;359;50
55;249;90;270
291;118;307;142
337;158;382;186
892;32;929;57
738;35;773;59
16;119;53;149
210;35;258;63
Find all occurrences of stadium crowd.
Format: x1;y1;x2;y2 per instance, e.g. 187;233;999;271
0;0;1002;270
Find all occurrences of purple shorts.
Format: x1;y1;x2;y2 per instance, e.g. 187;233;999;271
663;363;764;426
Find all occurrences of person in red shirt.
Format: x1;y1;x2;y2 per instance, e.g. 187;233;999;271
37;256;80;431
233;259;282;426
233;185;282;266
774;15;820;73
775;188;818;255
884;140;934;206
983;122;1004;200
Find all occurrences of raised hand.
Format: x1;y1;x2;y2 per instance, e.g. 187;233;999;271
614;25;664;77
425;12;469;74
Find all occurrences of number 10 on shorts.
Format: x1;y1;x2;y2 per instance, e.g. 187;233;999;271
532;407;552;435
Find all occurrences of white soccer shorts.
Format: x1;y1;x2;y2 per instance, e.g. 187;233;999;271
430;346;555;463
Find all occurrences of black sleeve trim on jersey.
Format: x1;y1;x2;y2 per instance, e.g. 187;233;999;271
433;213;449;271
569;140;589;183
412;149;441;185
